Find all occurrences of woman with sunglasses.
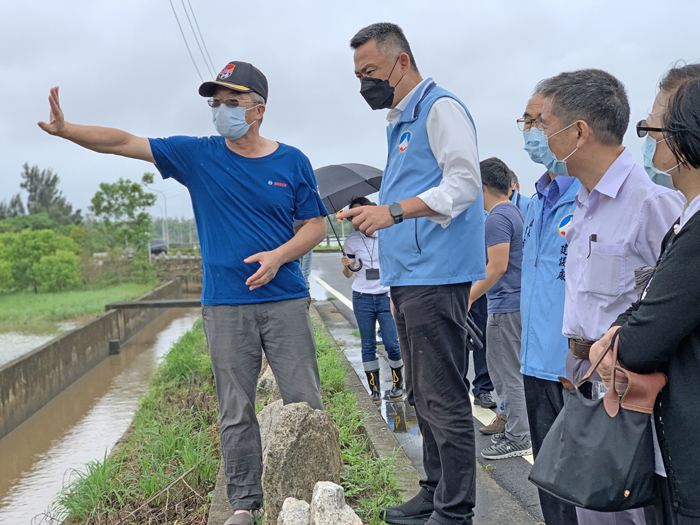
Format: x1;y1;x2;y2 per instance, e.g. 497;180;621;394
341;197;404;405
591;63;700;524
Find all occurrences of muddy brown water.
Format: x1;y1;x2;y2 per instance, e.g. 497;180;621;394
0;304;201;524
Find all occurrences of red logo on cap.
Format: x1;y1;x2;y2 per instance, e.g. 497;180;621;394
218;64;235;79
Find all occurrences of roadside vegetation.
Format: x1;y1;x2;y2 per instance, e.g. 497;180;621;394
0;281;160;333
49;318;400;524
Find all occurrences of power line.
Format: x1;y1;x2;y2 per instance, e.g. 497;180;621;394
185;0;217;75
179;0;214;77
167;0;204;82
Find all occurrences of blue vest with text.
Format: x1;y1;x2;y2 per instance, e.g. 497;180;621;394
378;80;486;286
520;178;581;381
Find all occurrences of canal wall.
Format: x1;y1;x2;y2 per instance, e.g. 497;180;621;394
0;278;184;441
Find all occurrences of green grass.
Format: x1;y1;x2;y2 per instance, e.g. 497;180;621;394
314;322;401;524
0;280;160;333
52;318;218;524
313;245;342;252
52;317;400;524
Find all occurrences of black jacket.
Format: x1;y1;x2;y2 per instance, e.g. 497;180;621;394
613;211;700;518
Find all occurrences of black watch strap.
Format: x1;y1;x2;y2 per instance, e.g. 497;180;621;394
389;202;404;224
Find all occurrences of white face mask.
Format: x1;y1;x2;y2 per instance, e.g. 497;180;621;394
641;135;680;189
212;104;260;140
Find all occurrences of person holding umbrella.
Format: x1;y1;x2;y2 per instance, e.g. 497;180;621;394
341;196;404;404
341;23;485;525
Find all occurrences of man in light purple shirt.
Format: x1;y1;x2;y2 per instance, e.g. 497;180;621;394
539;69;684;525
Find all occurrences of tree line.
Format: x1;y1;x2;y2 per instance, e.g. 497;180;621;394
0;165;160;294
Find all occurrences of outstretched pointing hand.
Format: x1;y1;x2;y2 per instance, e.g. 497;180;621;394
38;87;66;136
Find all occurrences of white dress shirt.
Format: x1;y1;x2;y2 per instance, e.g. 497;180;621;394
386;79;481;228
678;192;700;232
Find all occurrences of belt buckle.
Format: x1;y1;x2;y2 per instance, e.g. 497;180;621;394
570;337;586;359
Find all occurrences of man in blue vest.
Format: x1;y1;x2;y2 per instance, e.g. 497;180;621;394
340;22;486;525
518;88;581;524
509;172;532;215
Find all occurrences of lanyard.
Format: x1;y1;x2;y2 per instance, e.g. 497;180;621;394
359;234;377;268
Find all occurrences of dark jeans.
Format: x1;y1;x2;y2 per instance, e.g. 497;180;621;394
523;374;579;524
467;294;494;397
352;291;403;370
391;283;476;525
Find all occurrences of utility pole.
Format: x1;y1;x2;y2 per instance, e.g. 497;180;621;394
150;188;169;249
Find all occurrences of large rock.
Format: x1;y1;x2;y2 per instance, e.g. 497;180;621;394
277;498;310;525
258;401;342;525
309;482;362;525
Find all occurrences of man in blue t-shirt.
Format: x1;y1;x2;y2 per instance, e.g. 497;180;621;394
38;61;327;525
469;157;531;461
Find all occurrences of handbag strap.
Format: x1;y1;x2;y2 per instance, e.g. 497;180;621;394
577;330;619;386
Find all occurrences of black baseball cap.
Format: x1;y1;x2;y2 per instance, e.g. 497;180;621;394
198;61;268;102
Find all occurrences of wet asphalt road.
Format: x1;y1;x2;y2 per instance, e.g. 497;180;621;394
310;251;544;524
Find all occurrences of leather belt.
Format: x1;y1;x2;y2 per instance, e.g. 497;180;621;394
569;338;594;360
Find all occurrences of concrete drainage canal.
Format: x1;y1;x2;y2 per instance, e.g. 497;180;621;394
0;291;201;523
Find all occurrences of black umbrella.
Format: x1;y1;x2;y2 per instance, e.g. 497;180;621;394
314;163;383;268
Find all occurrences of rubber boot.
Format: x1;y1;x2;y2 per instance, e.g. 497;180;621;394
389;366;404;401
365;370;381;405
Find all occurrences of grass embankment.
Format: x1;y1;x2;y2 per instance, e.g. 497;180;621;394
52;318;400;524
0;280;160;333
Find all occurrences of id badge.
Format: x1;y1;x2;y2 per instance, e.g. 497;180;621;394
366;268;380;280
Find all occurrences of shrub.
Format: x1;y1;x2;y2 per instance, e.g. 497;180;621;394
33;250;83;292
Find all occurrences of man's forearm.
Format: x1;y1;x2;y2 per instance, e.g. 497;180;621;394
470;269;505;303
274;218;325;264
399;196;439;219
61;122;138;155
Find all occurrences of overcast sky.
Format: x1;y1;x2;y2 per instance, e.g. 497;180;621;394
2;0;699;220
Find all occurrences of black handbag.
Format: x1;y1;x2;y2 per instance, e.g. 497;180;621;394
528;333;667;511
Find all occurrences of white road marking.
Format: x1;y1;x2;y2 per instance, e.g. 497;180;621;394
315;278;534;465
315;278;354;310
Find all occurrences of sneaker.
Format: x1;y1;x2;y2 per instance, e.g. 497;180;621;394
473;392;497;409
490;431;505;444
481;436;532;460
479;413;507;435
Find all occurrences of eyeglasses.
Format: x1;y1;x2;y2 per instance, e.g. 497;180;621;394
636;119;669;138
516;117;541;131
207;98;251;108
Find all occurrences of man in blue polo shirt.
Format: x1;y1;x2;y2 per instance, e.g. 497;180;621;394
341;23;485;525
38;62;327;525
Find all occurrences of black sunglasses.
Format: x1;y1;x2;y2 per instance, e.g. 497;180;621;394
636;119;669;138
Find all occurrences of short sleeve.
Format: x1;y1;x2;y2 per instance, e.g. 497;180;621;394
344;233;356;257
484;209;514;248
148;136;202;186
294;154;328;220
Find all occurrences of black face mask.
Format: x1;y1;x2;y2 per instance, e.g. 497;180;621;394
359;57;405;110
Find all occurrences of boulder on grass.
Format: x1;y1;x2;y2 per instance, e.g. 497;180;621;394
309;482;362;525
258;401;342;525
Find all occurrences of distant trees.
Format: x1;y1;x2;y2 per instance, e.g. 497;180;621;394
0;163;82;225
89;173;156;252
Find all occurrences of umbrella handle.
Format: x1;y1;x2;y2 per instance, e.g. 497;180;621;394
326;215;363;272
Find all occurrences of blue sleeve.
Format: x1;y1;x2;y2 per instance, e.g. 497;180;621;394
148;136;202;186
294;153;328;220
485;209;514;248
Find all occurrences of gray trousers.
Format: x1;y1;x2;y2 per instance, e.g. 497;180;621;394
485;312;529;441
202;297;323;511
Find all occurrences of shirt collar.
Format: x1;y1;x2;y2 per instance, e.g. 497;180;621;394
575;148;634;206
679;193;700;232
387;78;430;125
535;172;576;200
590;148;635;199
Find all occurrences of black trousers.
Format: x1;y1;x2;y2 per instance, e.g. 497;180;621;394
391;283;476;525
466;294;494;397
523;374;579;525
645;475;700;525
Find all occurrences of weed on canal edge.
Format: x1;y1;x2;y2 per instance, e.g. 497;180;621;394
46;318;400;524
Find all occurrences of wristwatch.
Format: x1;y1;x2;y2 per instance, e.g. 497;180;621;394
389;202;404;224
